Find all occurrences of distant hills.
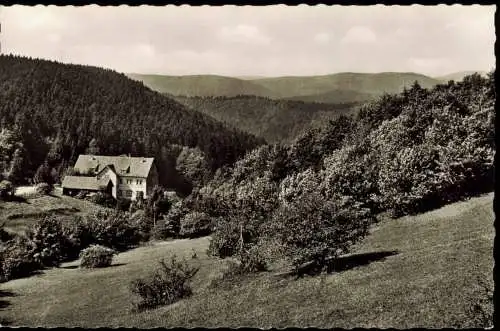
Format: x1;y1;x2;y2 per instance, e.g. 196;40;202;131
128;71;489;105
127;71;452;104
435;71;488;82
125;70;489;144
127;74;274;98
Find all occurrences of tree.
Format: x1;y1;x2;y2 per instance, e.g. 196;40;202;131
86;138;100;155
7;147;26;184
175;146;210;189
33;161;53;185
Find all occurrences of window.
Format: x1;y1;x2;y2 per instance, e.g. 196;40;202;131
137;179;142;185
123;190;133;198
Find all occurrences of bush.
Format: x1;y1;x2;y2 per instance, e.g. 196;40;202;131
151;201;183;240
60;216;96;261
26;216;69;267
35;182;52;195
238;246;267;273
116;197;131;212
79;245;116;269
0;236;40;282
0;180;14;200
129;255;199;311
268;193;372;269
88;192;115;208
179;211;213;238
208;216;241;258
84;210;141;252
130;210;154;242
0;223;14;243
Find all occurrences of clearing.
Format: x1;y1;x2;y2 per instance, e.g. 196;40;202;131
0;192;494;328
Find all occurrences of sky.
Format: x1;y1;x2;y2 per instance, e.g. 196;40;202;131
0;5;495;77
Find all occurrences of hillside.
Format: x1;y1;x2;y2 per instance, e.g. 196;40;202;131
0;55;264;192
127;72;441;104
173;95;360;143
250;72;441;98
0;192;493;327
436;71;489;82
127;74;274;97
283;89;377;104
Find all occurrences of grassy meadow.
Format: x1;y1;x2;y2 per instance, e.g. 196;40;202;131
0;191;107;235
0;192;493;328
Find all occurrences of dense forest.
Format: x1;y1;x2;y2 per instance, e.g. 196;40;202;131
182;72;495;267
0;55;264;194
172;95;360;143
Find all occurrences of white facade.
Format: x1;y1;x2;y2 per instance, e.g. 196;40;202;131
117;176;147;200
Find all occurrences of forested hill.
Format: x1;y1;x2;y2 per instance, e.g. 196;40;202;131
172;95;360;143
250;72;440;98
0;55;264;190
129;72;441;104
127;73;274;98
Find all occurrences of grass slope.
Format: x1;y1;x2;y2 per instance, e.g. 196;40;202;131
0;192;493;327
0;191;107;235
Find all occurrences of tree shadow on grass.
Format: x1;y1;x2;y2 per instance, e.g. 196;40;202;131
60;262;128;270
325;250;400;274
0;289;15;325
8;195;30;203
291;250;400;277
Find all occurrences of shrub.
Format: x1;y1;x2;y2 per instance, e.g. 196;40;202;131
268;193;372;269
26;216;69;267
0;236;40;282
0;223;14;243
35;182;52;195
79;245;116;269
129;255;199;311
238;246;267;273
0;180;14;200
116;197;131;212
130;210;154;242
84;210;141;252
208;216;241;258
88;192;115;208
61;216;95;260
179;211;213;238
151;201;183;240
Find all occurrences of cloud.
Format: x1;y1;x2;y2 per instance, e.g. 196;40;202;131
0;5;495;76
341;26;377;44
313;32;330;44
217;24;271;45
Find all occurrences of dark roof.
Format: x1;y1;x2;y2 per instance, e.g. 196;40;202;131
62;176;110;190
74;155;154;178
